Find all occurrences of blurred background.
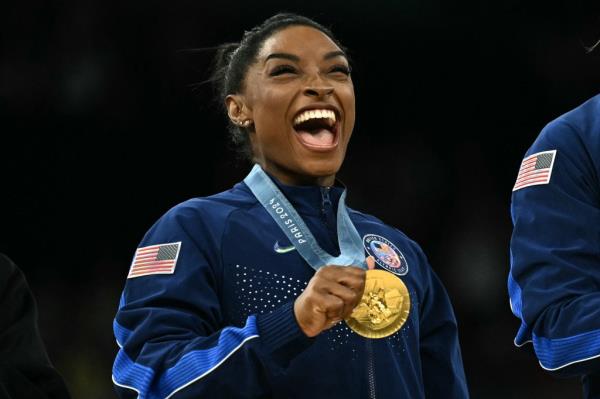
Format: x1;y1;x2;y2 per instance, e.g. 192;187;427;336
1;0;600;397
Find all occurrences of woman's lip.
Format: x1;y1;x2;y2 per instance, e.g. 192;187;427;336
292;104;342;122
293;122;340;152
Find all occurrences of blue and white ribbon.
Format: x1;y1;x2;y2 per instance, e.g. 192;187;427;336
244;164;366;270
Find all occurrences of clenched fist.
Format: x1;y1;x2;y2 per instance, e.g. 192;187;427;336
293;264;366;337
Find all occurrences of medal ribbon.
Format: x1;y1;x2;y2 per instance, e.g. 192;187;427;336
244;164;366;270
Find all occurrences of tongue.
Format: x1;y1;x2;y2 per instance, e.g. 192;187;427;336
297;128;334;146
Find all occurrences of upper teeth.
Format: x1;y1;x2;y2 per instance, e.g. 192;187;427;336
293;109;337;126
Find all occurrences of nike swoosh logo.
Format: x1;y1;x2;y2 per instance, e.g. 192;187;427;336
273;241;296;254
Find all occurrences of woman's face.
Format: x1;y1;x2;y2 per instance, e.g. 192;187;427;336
230;25;355;186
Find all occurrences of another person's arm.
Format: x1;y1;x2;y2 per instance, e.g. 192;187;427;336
509;119;600;376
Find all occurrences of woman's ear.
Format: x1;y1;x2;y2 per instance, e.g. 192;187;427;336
226;94;252;126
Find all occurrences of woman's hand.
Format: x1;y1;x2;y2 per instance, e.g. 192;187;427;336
293;264;366;337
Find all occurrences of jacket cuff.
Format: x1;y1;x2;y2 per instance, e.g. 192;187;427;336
256;301;313;359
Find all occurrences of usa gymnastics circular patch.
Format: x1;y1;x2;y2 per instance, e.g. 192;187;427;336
363;234;408;276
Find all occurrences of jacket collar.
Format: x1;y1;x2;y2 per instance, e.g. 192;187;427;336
240;170;345;217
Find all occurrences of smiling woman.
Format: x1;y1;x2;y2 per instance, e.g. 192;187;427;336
111;13;469;399
224;25;354;186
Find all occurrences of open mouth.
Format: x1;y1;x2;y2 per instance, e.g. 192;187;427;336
292;109;339;150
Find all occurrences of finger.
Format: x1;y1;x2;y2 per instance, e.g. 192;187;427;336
317;265;365;280
317;266;365;289
311;267;366;306
320;293;345;321
366;256;375;270
313;275;362;302
322;282;361;318
318;272;365;311
336;271;366;295
337;273;365;291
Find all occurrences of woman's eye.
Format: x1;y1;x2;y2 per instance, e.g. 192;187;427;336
330;65;351;75
269;65;297;76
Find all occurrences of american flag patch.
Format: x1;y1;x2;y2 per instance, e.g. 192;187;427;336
127;242;181;279
513;150;557;191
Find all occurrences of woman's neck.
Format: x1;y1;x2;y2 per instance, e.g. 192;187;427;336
259;162;335;187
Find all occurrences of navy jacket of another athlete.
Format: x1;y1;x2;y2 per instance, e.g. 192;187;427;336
113;173;468;399
509;94;600;395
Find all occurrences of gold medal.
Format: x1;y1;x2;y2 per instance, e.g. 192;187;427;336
345;269;410;339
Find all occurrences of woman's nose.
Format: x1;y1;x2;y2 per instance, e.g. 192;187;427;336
303;85;334;98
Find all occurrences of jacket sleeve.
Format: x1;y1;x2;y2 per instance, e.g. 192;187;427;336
508;119;600;376
112;202;312;399
417;251;469;398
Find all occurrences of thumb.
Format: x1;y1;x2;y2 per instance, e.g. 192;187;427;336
366;256;375;270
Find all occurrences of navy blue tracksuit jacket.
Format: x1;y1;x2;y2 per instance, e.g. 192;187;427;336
509;94;600;397
113;175;468;398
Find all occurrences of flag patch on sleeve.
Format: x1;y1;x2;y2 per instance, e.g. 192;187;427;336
513;150;557;191
127;242;181;279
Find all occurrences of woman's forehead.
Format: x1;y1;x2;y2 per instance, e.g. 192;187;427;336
257;25;343;60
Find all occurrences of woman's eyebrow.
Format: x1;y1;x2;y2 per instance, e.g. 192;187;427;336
264;51;347;64
265;53;300;63
324;51;347;60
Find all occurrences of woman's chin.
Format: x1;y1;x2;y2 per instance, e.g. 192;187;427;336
298;159;343;182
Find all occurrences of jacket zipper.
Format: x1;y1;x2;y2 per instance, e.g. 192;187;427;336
319;187;339;251
366;340;377;399
320;186;332;215
328;182;377;398
321;186;377;398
